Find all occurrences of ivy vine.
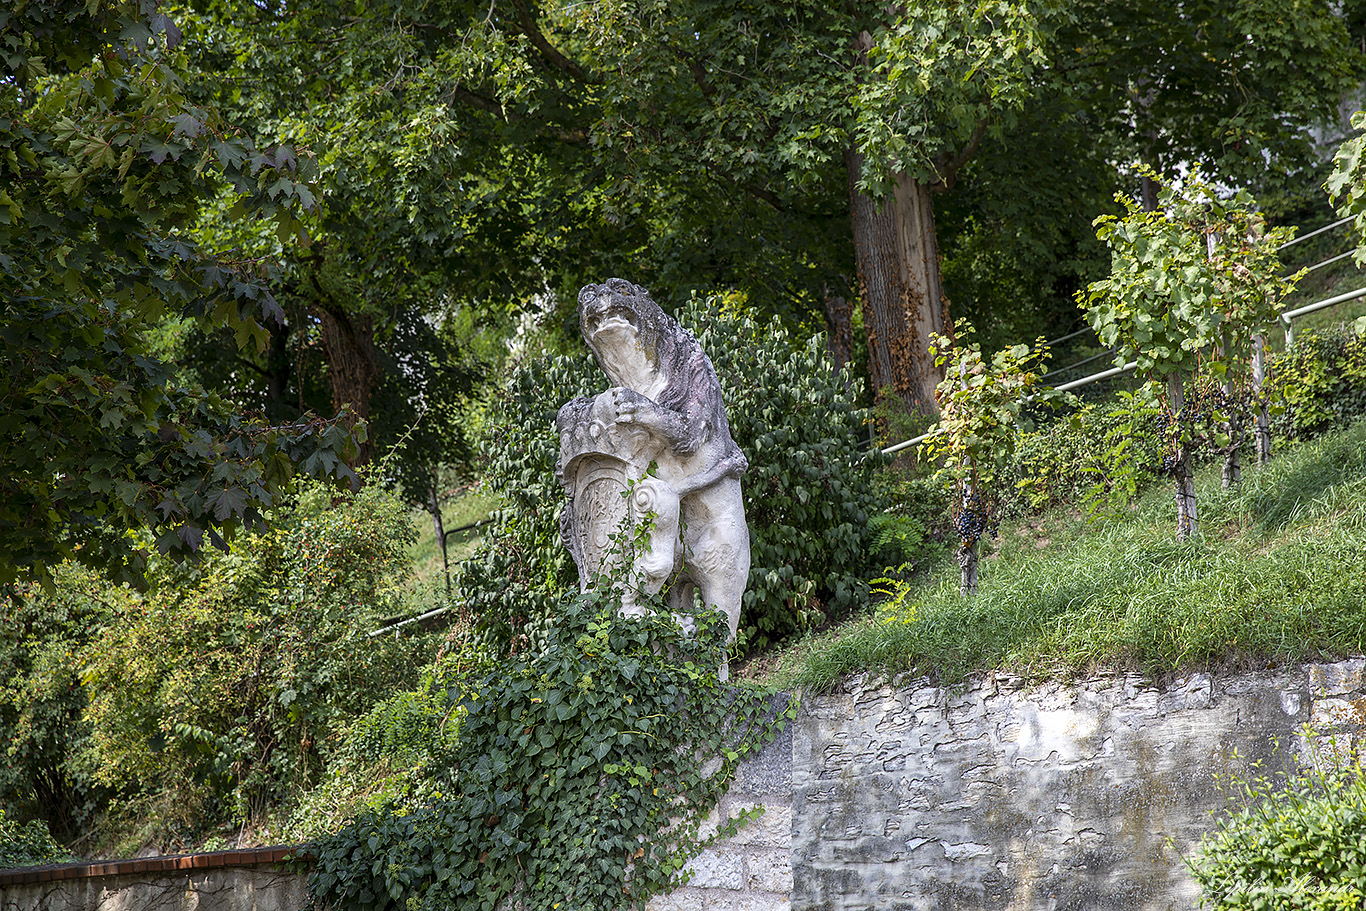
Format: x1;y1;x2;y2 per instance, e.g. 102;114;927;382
307;583;792;911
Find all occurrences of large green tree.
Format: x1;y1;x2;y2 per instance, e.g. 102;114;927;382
161;0;1364;434
0;0;356;588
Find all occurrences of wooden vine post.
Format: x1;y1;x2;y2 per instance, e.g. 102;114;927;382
921;323;1058;595
1252;332;1272;464
1204;209;1300;483
1167;371;1200;538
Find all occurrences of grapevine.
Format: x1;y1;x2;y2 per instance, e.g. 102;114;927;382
921;321;1063;594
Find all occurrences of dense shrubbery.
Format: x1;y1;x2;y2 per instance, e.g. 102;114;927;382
1007;393;1167;516
309;586;789;911
0;807;72;868
1;479;432;854
1192;756;1366;910
1268;325;1366;442
466;295;889;654
278;686;460;843
81;481;427;846
0;563;114;844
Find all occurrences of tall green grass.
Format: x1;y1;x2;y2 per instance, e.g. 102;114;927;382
777;420;1366;692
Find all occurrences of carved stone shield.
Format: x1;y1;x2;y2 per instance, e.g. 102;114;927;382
560;453;630;587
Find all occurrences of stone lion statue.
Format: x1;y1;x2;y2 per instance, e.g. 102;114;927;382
556;278;750;673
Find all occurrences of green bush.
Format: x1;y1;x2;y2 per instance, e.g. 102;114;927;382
867;474;951;574
279;686;460;842
308;587;790;911
468;295;888;653
1268;326;1366;442
1192;757;1366;910
1007;393;1167;515
0;807;73;868
0;562;117;844
76;479;430;845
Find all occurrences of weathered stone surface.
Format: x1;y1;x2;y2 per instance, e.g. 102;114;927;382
0;868;311;911
726;802;792;848
557;278;750;671
733;714;794;797
683;848;746;890
791;661;1366;911
746;848;794;892
646;715;795;911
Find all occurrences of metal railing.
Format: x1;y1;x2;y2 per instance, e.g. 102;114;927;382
881;218;1364;457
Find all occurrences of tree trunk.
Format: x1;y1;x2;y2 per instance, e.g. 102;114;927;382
430;485;450;595
1169;372;1199;540
846;146;950;416
822;284;854;376
264;317;292;416
318;306;377;467
1252;333;1272;464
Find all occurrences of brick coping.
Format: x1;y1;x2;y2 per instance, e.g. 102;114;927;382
0;844;313;886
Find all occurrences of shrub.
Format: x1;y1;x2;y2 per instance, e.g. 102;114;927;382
1007;392;1167;516
308;586;790;911
1192;756;1366;910
1268;325;1366;442
468;294;888;654
77;479;430;845
0;807;73;868
279;686;460;842
0;562;122;844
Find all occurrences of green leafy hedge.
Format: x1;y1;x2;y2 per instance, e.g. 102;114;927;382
308;589;790;911
1192;759;1366;910
467;295;888;654
1268;326;1366;442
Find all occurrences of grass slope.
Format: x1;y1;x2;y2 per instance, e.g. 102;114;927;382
775;419;1366;692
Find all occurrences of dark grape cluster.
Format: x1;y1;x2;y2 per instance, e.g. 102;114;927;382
952;490;998;547
1149;373;1263;474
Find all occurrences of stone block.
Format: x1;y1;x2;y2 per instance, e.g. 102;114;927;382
1311;697;1366;729
734;712;794;797
727;802;791;847
1309;659;1366;697
682;849;744;890
745;848;793;892
644;887;712;911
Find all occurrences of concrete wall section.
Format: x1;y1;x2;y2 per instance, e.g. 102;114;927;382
0;866;310;911
792;660;1366;911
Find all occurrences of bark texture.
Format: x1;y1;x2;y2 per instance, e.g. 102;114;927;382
1169;372;1199;539
318;306;377;467
822;285;854;375
846;147;950;416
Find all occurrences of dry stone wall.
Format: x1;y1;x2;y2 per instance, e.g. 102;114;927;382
792;659;1366;911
